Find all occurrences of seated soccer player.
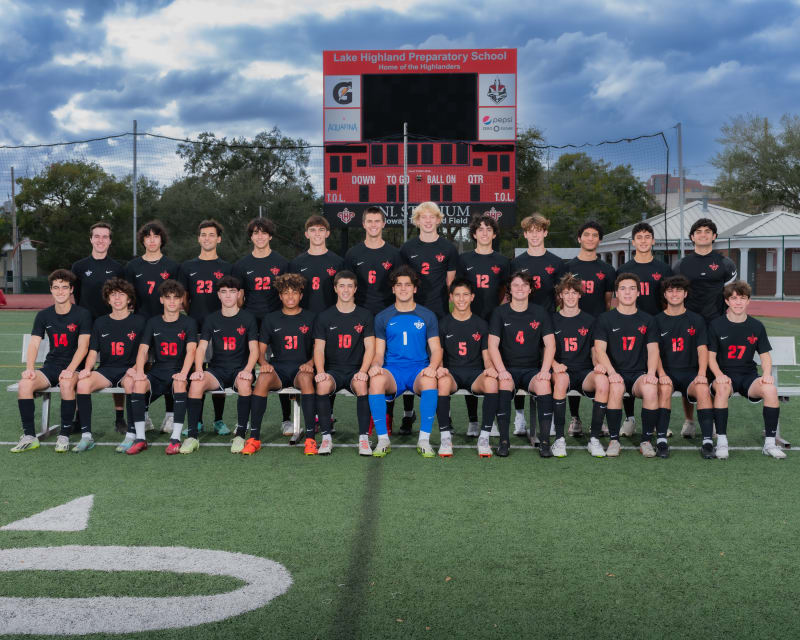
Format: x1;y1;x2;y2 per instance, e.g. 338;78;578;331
75;278;146;452
312;271;375;455
121;280;198;455
487;271;556;458
367;265;442;458
654;275;715;459
436;278;499;458
550;274;609;458
707;280;785;459
250;273;316;454
594;273;660;457
11;269;91;453
180;276;258;455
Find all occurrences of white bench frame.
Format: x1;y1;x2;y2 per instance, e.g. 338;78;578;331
8;334;799;447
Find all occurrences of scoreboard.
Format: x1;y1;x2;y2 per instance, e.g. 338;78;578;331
322;49;517;228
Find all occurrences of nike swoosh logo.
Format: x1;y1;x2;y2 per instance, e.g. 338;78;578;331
555;330;561;334
410;255;418;259
105;270;114;274
720;336;728;340
46;325;52;329
189;272;197;276
466;266;474;271
612;328;621;332
445;334;454;338
661;331;669;336
213;329;221;333
135;274;143;278
329;326;337;330
520;268;528;272
504;323;511;326
273;328;281;332
389;322;397;326
101;333;109;337
153;333;161;336
300;268;308;272
356;261;364;266
246;270;254;275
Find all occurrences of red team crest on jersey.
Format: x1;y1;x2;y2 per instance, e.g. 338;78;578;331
382;261;393;270
472;332;482;341
354;323;364;334
160;271;170;280
491;265;501;274
747;334;758;344
299;325;310;334
578;327;588;336
652;273;662;281
178;330;186;341
213;271;223;280
435;253;445;263
687;326;696;336
127;331;137;341
638;325;647;335
709;263;719;271
270;267;281;276
530;321;540;330
596;272;605;280
237;325;246;335
67;323;77;333
327;267;337;276
545;266;555;275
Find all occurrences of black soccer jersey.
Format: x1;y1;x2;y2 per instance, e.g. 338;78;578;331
594;309;657;373
71;256;125;319
313;305;374;369
673;251;737;321
708;315;770;376
552;311;595;371
142;314;198;372
200;309;258;371
459;251;510;320
509;250;566;312
178;257;233;321
89;313;147;368
260;309;316;365
563;257;616;318
344;242;402;314
618;258;673;316
654;310;707;371
439;314;489;370
31;305;92;367
489;303;553;369
124;255;180;318
289;251;344;313
400;236;459;318
232;251;290;318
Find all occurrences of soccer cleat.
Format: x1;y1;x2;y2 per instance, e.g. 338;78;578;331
656;442;670;458
496;439;510;457
551;437;567;458
115;437;134;453
681;420;696;439
179;437;199;454
114;416;128;435
54;435;70;453
358;437;373;456
230;435;246;454
620;416;635;437
513;411;528;436
72;438;95;453
587;437;606;457
126;440;148;455
438;437;453;458
639;441;656;457
318;436;333;455
10;435;39;453
605;439;621;457
213;420;230;436
160;414;174;434
400;412;416;436
715;442;729;460
145;414;154;432
763;441;787;459
417;440;435;458
304;438;318;455
539;442;553;458
466;421;480;437
372;438;391;457
165;441;181;455
700;442;716;459
477;435;492;458
281;420;294;437
568;417;583;437
242;438;261;455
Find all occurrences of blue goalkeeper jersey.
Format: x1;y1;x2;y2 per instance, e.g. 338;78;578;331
375;304;439;369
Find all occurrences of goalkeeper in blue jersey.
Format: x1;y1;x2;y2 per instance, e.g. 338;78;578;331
368;265;442;458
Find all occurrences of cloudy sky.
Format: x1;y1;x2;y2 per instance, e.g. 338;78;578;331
2;0;799;185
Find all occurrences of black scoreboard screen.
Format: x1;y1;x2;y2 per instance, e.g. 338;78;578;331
323;48;517;228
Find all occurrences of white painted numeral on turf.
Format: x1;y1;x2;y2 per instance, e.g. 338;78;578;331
0;546;293;636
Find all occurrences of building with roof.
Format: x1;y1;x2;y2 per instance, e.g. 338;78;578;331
598;200;800;298
646;174;720;209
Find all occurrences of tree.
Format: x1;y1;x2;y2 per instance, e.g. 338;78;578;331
712;113;800;213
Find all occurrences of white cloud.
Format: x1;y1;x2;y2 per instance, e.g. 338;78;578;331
53;52;105;67
64;8;82;28
239;61;320;96
51;94;114;133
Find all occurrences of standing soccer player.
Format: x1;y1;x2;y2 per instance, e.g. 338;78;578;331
563;221;616;438
436;279;499;458
180;276;258;455
233;218;289;319
550;274;610;458
617;222;673;437
290;215;344;313
367;265;442;458
509;213;565;438
593;273;660;457
74;279;145;452
707;281;785;459
398;201;457;434
10;270;91;453
654;275;715;459
122;280;197;455
313;271;375;455
488;272;556;458
178;219;232;436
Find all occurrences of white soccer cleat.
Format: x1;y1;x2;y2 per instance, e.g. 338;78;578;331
513;411;528;436
438;436;453;458
318;436;333;455
477;435;492;458
551;437;567;458
281;420;294;437
680;420;696;439
605;439;621;457
358;436;373;456
639;441;656;458
466;421;480;437
763;439;787;459
160;414;174;435
587;437;606;457
568;417;583;437
620;416;635;438
715;442;729;460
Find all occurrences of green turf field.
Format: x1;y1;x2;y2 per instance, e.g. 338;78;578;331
1;310;798;639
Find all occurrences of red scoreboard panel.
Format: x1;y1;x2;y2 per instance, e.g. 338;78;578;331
323;48;517;228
